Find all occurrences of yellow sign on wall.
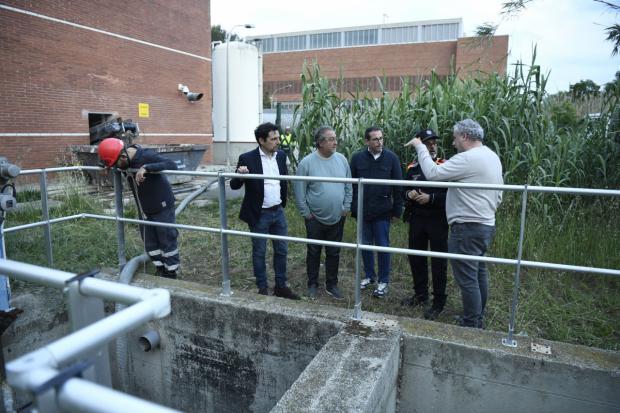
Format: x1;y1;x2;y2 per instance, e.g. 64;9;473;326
138;103;150;118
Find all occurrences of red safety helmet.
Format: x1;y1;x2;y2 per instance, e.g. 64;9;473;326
98;138;125;167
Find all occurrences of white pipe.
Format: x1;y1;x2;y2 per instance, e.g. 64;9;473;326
58;377;181;413
0;259;74;288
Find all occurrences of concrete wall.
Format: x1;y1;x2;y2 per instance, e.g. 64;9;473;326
121;279;342;413
3;274;619;413
397;318;620;413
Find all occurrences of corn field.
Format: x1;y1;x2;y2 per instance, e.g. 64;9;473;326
292;53;620;192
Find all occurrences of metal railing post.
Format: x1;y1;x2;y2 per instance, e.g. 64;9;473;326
503;185;528;347
353;179;364;320
65;275;112;387
39;169;53;266
113;170;126;269
218;174;232;296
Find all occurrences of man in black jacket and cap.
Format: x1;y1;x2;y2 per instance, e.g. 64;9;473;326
401;128;448;319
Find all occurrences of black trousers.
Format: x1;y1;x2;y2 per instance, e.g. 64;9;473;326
305;217;345;289
141;207;180;272
408;214;448;304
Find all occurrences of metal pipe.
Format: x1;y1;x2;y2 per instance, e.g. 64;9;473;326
7;294;169;375
218;174;232;296
113;169;126;268
58;377;181;413
39;170;53;266
16;165;620;198
503;185;529;347
353;178;364;320
2;214;83;233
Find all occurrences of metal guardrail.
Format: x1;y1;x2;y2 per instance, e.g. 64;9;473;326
0;258;177;413
4;166;620;348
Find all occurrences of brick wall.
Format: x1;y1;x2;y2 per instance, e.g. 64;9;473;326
0;0;213;170
262;37;508;102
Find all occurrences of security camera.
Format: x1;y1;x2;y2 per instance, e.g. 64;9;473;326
185;92;203;101
178;83;203;102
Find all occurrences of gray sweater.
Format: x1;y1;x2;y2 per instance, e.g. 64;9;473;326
415;144;503;226
294;151;353;225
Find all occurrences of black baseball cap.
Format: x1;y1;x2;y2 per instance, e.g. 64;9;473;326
415;128;440;142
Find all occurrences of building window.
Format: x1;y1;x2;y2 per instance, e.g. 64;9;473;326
260;38;275;53
344;29;378;46
309;32;340;49
277;35;306;51
381;26;417;44
422;23;459;41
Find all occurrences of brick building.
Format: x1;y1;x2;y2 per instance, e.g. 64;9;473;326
254;19;508;108
0;1;212;170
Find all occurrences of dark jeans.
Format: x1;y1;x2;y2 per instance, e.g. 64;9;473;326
449;222;496;328
408;214;448;305
249;206;288;290
142;207;180;272
361;219;391;284
305;217;345;289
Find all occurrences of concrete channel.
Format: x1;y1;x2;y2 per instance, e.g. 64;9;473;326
3;273;619;412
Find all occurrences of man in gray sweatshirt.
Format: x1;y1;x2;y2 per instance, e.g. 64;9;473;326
295;126;353;300
406;119;503;328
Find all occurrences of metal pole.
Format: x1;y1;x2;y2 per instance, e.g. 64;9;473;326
218;174;232;296
503;185;528;347
225;33;231;167
353;179;364;320
39;170;53;266
0;220;10;310
113;170;126;269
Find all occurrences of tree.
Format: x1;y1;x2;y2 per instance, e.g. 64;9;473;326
570;79;601;100
211;25;238;43
476;1;620;56
604;71;620;95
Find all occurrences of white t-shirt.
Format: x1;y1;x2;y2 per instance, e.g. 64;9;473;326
259;148;281;208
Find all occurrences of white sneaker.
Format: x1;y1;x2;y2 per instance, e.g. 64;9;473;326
360;277;374;290
372;282;388;298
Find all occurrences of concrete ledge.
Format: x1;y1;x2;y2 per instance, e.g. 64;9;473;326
397;317;620;413
272;318;401;413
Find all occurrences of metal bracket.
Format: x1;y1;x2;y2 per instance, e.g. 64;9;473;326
32;360;94;395
502;338;518;347
64;268;100;286
531;342;552;354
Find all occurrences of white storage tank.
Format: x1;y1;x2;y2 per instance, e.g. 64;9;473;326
212;41;263;165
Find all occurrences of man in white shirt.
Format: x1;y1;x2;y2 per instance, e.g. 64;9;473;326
405;119;503;328
230;122;299;300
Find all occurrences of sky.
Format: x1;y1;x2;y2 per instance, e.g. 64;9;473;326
211;0;619;92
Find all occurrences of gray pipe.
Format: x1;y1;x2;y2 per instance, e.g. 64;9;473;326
115;178;217;390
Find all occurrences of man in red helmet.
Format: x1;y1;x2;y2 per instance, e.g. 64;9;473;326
98;138;180;279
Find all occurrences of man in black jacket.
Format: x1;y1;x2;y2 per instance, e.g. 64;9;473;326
350;126;403;298
98;138;180;278
401;129;448;319
230;122;299;299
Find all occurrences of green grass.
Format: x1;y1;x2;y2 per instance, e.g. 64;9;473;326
5;183;618;351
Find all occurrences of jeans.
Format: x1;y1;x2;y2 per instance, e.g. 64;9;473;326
449;222;496;328
408;214;448;305
249;206;288;289
305;217;345;289
361;219;391;284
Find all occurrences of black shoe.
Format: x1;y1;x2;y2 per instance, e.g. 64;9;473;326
162;270;177;279
307;285;318;299
424;305;444;320
401;295;428;307
325;285;344;300
155;267;165;277
274;286;300;300
454;315;485;329
258;287;269;296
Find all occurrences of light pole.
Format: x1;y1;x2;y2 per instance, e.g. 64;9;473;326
225;23;254;167
270;84;293;109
